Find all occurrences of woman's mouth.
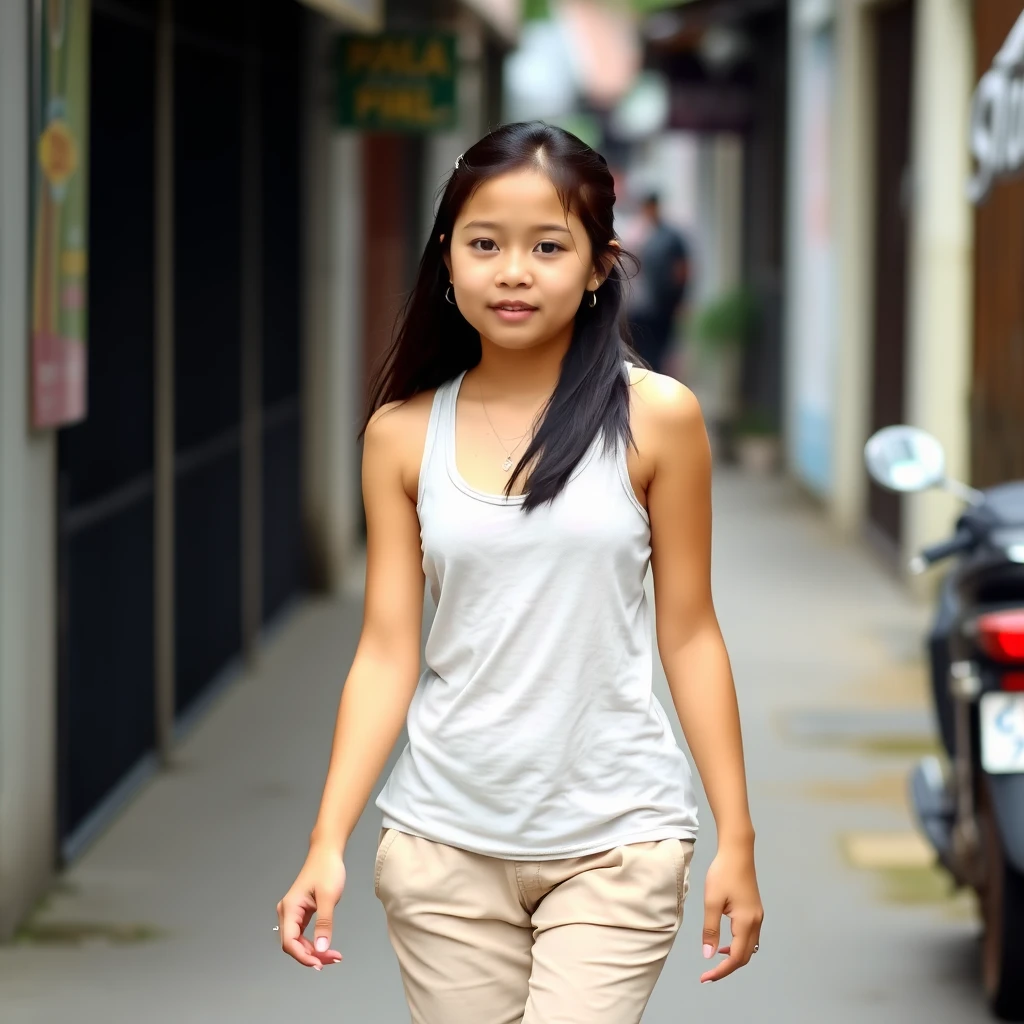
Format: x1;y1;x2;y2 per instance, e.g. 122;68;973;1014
490;302;538;323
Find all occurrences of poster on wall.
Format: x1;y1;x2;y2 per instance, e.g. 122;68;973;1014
790;24;836;496
29;0;90;430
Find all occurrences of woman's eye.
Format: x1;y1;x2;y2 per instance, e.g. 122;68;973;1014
472;239;497;252
536;241;562;255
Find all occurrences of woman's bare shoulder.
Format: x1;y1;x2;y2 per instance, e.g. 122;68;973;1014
366;389;436;441
364;389;440;495
626;365;703;434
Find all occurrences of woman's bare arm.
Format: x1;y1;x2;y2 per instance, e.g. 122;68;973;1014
641;378;752;847
309;402;427;854
277;400;429;968
635;372;762;982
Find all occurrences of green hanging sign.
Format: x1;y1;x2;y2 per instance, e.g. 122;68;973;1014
336;33;458;133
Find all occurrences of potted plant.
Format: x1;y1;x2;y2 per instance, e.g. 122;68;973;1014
692;286;759;356
732;406;781;474
691;286;760;451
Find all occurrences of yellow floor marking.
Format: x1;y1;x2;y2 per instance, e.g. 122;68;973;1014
841;830;936;870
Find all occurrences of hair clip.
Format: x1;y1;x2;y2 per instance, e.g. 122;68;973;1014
454;153;464;170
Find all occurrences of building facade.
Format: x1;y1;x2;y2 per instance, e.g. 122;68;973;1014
784;0;975;583
0;0;513;942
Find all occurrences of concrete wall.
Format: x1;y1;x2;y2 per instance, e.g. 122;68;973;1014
302;12;365;595
692;135;743;308
828;0;875;537
691;134;744;425
0;0;58;940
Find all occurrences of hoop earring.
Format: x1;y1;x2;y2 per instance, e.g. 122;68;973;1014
445;285;456;305
588;290;597;308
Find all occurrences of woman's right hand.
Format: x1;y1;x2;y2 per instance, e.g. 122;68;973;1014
276;843;346;970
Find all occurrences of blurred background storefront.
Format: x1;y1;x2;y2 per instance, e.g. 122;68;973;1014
3;0;1024;946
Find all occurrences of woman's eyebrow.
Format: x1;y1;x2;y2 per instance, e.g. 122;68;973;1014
461;220;572;235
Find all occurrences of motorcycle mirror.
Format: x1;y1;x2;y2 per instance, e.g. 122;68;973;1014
863;425;947;493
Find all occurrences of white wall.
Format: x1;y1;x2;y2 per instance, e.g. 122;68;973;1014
650;131;699;237
302;15;365;594
0;0;58;940
784;1;839;499
903;0;975;583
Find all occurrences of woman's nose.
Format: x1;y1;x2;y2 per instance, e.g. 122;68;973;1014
496;253;532;287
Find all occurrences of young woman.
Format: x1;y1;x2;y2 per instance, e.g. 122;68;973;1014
277;122;763;1022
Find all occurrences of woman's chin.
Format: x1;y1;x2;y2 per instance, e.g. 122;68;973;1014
481;333;548;352
473;321;575;354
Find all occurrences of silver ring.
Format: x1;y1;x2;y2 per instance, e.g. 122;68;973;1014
753;943;759;954
273;925;279;932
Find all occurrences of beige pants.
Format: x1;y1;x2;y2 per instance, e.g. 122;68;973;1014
375;828;695;1024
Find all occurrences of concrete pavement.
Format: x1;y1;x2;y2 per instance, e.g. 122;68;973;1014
1;469;990;1022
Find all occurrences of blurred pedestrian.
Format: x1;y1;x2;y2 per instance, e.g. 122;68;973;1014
627;191;690;373
276;122;762;1023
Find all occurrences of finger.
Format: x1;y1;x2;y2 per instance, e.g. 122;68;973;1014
313;885;340;957
700;919;758;983
701;898;723;962
298;935;343;965
280;899;321;969
701;951;743;984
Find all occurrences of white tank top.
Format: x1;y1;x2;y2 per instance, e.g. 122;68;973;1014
375;369;699;859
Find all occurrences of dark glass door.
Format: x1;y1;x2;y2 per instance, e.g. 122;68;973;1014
57;7;157;851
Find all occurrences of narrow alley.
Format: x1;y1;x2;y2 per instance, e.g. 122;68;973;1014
2;469;987;1023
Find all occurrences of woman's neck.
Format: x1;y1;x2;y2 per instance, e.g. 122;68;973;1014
471;327;572;400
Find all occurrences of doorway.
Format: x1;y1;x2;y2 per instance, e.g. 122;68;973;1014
866;0;915;560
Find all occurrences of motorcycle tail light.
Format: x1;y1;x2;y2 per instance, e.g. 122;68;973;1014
976;609;1024;663
1003;672;1024;692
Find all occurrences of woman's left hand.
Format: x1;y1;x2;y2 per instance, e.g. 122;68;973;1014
699;842;764;983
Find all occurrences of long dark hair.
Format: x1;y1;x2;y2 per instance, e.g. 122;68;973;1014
362;121;640;512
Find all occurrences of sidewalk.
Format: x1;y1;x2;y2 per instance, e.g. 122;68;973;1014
2;470;988;1022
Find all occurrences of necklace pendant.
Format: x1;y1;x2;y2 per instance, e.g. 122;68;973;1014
502;456;513;472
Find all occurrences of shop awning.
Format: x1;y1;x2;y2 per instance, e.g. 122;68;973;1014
459;0;521;45
295;0;383;31
296;0;520;44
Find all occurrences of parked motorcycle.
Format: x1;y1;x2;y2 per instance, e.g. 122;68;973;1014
865;426;1024;1020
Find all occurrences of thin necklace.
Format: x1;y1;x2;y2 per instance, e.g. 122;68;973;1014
477;382;534;472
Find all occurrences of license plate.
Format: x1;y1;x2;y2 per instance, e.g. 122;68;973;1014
980;693;1024;774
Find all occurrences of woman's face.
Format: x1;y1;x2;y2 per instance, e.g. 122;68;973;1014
446;168;603;352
